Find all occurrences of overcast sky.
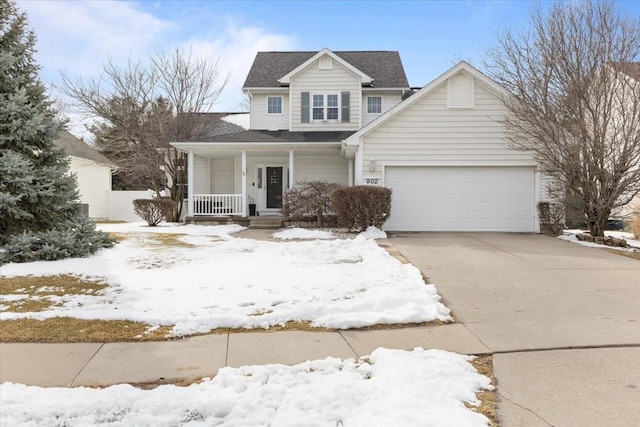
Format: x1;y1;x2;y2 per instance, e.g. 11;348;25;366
16;0;640;136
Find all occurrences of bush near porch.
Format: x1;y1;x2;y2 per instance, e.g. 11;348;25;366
281;181;342;227
332;186;392;232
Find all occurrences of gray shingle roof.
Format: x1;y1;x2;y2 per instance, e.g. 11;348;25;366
54;130;115;167
243;51;409;88
189;129;355;144
191;112;248;137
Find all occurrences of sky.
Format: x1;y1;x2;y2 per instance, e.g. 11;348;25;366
16;0;640;135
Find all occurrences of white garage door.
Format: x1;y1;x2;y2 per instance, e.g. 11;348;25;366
384;167;536;232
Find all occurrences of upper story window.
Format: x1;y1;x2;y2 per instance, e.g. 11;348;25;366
312;94;339;121
267;96;283;114
301;91;349;124
367;96;382;114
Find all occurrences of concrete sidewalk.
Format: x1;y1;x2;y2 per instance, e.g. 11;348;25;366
0;323;489;387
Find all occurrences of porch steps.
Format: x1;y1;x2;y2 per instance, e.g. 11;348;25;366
249;216;284;229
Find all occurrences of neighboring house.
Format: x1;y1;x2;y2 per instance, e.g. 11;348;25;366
54;130;115;220
171;48;552;232
609;62;640;221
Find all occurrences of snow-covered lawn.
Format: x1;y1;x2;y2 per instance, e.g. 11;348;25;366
0;223;451;336
0;348;492;426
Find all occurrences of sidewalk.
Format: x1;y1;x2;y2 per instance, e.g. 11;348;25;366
0;323;489;387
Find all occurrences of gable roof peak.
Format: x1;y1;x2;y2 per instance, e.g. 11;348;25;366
243;50;409;89
278;48;373;85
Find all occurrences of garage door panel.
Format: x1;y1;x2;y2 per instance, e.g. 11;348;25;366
385;167;535;232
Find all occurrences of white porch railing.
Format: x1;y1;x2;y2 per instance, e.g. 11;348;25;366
193;194;243;216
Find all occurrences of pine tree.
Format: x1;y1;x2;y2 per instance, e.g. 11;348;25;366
0;0;114;263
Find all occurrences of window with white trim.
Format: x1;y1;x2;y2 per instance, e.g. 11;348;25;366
267;96;283;114
367;96;382;114
312;94;339;121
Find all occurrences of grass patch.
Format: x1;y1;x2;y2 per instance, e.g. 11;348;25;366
0;318;174;343
145;233;198;249
470;355;498;426
1;275;107;313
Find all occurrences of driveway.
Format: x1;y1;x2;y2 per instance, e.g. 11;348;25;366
389;232;640;426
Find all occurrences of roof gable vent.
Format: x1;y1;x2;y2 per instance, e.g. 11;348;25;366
319;55;333;70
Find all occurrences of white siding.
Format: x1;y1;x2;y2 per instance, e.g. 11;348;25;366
290;58;361;132
361;92;402;126
69;157;111;220
250;92;289;130
210;158;235;193
362;80;537;171
540;172;558;203
294;155;349;185
448;72;474;108
193;155;210;193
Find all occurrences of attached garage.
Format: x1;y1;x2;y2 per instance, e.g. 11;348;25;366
384;166;536;232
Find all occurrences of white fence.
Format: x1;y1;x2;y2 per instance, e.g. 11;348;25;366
193;194;243;216
109;190;155;221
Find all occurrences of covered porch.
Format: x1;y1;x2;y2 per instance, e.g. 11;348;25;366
172;140;354;221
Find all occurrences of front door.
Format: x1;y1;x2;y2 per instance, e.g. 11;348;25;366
266;167;283;208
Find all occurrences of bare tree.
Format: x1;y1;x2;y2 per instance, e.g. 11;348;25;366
58;47;229;221
485;0;640;236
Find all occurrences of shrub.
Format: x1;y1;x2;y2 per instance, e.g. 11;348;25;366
537;202;565;235
281;181;343;227
133;199;174;226
0;216;116;265
331;186;392;231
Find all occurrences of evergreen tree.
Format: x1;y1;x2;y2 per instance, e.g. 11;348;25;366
0;0;114;263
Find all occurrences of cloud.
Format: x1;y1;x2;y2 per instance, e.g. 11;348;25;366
19;0;295;117
18;0;173;80
182;23;296;110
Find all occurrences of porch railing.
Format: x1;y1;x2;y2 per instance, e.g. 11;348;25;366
193;194;243;216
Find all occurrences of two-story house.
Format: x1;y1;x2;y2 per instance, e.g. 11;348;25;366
171;48;550;232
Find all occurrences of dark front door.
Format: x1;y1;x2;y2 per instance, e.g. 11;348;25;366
266;167;283;208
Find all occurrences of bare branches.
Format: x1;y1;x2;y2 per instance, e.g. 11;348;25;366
486;0;640;236
57;46;229;221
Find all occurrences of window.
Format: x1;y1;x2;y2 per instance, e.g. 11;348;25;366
327;94;339;120
311;94;339;121
267;96;282;114
312;94;324;120
367;96;382;114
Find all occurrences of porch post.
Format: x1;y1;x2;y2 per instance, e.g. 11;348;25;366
355;143;363;185
288;150;294;189
348;158;354;186
187;150;194;217
241;150;247;217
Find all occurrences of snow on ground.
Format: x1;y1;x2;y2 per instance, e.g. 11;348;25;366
360;226;387;240
271;227;335;240
559;229;640;251
1;224;451;336
96;222;246;237
0;348;492;427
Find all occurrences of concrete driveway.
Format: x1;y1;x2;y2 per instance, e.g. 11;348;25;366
389;232;640;427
